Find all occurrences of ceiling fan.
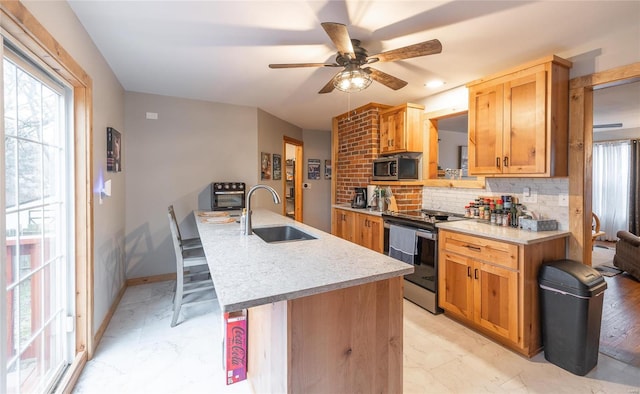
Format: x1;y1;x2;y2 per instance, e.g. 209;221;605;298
268;22;442;94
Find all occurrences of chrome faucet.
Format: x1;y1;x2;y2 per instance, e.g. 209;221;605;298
244;184;282;235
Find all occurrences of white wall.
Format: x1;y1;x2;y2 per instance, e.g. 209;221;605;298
256;109;302;213
23;1;126;335
124;92;258;278
302;129;332;232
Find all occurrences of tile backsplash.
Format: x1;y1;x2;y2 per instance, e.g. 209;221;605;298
422;178;569;230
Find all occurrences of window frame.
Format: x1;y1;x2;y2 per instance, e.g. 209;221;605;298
1;2;94;392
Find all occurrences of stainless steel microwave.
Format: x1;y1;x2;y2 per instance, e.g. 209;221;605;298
372;157;418;181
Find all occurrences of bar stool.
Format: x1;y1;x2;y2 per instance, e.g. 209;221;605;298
168;205;202;249
167;210;215;327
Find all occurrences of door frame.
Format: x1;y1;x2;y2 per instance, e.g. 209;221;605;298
1;1;94;391
283;136;303;222
568;62;640;265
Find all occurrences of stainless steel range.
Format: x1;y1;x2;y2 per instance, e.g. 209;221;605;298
382;209;467;314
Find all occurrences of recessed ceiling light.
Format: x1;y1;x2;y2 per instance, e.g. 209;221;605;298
425;80;445;89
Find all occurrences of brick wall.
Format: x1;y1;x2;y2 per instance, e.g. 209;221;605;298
387;185;423;212
335;104;384;204
334;102;423;211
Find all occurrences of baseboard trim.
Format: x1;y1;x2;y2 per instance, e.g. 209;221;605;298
92;282;127;352
126;273;175;286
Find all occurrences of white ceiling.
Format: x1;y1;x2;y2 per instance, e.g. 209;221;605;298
68;1;640;132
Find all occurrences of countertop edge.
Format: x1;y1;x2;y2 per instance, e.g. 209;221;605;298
333;204;383;216
221;269;413;313
436;220;571;244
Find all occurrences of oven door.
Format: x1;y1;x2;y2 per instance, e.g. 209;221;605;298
213;191;245;211
405;230;437;292
384;223;442;314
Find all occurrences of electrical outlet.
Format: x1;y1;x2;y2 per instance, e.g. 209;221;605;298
522;190;537;203
558;193;569;207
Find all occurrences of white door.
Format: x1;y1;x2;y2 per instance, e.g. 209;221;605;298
3;43;74;394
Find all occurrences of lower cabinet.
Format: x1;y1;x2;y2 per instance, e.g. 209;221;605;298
332;208;383;253
438;229;566;357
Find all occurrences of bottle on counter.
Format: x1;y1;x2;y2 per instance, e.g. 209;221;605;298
510;203;518;227
240;208;247;233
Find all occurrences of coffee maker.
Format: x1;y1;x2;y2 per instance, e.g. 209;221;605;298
351;187;367;209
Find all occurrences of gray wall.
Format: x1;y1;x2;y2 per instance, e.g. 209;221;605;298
124;92;258;278
256;109;303;213
23;1;126;335
302;130;332;232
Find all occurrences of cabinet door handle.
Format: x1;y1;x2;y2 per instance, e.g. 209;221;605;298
496;157;501;168
474;268;479;280
465;245;481;252
467;267;472;278
503;156;509;167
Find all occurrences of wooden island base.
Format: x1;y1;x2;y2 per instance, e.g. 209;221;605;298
247;276;404;394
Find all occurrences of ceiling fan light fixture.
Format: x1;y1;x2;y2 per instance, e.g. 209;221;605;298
333;65;372;93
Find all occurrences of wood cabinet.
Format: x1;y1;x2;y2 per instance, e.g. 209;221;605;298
356;214;384;253
332;208;383;253
467;55;571;177
379;103;425;154
333;208;356;243
438;229;566;357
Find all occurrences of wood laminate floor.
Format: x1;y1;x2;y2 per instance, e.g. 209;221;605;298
600;270;640;368
592;241;640;368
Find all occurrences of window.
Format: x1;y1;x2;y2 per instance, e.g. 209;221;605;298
3;43;74;394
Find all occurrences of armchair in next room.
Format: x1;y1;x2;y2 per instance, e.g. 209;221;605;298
613;231;640;281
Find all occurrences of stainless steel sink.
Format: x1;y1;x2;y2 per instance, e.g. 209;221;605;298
253;225;316;243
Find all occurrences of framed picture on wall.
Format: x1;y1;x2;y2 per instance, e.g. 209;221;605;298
324;160;332;179
273;153;282;180
107;127;122;172
261;152;271;180
307;159;320;180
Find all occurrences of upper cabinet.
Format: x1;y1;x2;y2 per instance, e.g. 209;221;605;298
467;55;572;177
379;103;425;155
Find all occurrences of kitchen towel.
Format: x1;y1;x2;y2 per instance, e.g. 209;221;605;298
388;224;418;265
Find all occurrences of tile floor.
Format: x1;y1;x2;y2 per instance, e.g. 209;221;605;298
73;281;640;394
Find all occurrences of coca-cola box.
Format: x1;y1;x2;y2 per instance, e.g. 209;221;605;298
224;310;247;384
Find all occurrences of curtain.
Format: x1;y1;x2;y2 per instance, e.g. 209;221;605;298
592;140;631;241
630;140;640;235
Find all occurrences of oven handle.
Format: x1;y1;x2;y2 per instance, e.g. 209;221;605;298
214;191;245;195
384;221;437;240
417;229;437;240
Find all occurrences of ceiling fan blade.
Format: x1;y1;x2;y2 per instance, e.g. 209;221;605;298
321;22;355;58
269;63;339;69
365;67;408;90
318;75;336;94
369;39;442;63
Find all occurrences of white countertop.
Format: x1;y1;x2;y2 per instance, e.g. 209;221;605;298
436;219;571;245
195;209;413;312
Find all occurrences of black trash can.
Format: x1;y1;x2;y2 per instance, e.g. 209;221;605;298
538;259;607;376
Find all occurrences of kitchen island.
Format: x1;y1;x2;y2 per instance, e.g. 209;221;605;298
195;209;413;393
